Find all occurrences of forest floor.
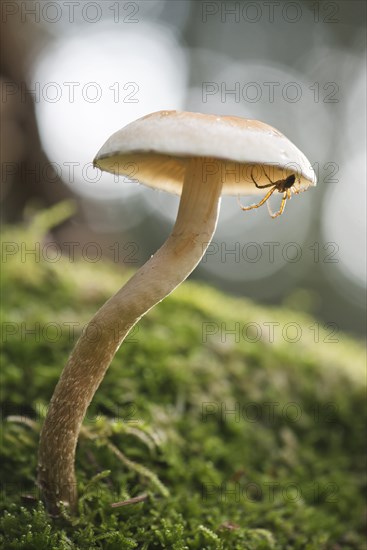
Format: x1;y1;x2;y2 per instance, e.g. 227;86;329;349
1;206;366;549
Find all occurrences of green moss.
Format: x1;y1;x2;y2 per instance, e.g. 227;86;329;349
1;205;365;549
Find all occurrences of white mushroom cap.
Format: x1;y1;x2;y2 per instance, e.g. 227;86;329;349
94;110;316;196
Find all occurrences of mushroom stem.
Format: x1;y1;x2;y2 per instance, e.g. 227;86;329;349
38;157;223;514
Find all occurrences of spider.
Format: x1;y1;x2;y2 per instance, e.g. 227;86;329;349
238;166;303;218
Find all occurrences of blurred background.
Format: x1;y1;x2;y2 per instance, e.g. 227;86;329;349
1;0;366;338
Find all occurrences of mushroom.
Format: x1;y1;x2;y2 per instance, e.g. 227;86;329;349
38;110;316;514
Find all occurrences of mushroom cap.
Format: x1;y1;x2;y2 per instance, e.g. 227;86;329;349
94;110;316;196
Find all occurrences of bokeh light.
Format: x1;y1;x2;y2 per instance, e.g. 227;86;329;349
322;150;366;294
31;21;188;203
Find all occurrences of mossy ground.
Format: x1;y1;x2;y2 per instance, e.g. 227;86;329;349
1;205;366;549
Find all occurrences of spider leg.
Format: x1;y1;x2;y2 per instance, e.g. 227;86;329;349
267;188;291;217
291;173;306;195
270;192;288;218
292;185;307;196
250;166;274;189
238;186;276;211
266;196;275;217
262;166;274;184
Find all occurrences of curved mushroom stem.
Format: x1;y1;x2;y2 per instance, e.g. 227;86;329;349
38;157;223;514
